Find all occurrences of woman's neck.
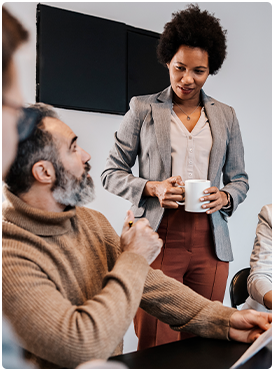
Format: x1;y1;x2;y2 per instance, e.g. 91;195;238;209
173;94;201;109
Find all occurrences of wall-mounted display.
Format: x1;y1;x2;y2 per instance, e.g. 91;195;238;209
36;4;170;115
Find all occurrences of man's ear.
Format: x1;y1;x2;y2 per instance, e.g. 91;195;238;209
32;161;55;184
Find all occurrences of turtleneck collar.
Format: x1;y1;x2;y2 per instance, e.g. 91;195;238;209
2;185;76;236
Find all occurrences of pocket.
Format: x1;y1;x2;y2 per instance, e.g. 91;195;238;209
130;204;145;218
220;211;228;223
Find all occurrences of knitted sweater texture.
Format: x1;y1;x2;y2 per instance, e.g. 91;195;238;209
2;187;235;368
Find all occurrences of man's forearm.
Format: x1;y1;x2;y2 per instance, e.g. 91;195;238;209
141;268;235;340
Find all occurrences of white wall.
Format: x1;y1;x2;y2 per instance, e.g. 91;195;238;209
5;2;272;354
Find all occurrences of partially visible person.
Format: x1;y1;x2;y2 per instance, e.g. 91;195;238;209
2;6;36;369
2;103;271;369
2;6;29;178
2;319;34;369
242;204;272;313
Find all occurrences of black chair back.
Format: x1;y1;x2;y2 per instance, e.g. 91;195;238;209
229;267;251;308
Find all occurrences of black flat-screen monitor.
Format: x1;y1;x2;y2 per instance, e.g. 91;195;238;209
36;4;170;115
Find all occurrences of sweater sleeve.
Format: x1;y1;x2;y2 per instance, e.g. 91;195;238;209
141;268;236;340
247;204;272;306
2;229;149;368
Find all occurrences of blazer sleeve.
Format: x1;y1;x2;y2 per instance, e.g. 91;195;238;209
101;97;149;208
220;107;249;216
247;205;272;307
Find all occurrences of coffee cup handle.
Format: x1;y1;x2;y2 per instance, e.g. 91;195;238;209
176;185;185;206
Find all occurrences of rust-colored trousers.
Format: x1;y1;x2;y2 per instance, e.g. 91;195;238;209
134;207;229;350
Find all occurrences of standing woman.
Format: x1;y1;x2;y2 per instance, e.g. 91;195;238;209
101;4;248;349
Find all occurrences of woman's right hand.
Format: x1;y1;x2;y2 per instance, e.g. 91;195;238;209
143;176;184;208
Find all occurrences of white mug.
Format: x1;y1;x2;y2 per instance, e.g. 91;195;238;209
177;179;211;213
75;360;129;370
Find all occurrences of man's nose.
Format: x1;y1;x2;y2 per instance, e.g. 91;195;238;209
81;147;91;163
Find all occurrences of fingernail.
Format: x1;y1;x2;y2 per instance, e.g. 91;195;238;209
200;198;204;201
204;191;208;194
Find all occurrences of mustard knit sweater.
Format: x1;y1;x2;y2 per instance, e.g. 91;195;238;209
2;187;235;368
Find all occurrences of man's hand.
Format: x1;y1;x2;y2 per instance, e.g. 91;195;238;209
229;309;272;343
120;210;163;265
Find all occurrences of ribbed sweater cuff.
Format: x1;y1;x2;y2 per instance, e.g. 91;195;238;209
171;302;237;341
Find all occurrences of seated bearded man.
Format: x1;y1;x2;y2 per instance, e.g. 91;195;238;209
2;103;271;369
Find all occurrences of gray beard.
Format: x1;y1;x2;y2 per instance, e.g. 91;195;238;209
52;165;95;207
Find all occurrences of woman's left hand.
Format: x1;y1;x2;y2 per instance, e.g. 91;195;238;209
199;187;228;214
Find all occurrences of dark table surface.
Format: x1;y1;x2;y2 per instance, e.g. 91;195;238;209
111;336;272;369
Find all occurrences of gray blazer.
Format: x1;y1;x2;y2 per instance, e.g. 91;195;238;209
101;86;249;261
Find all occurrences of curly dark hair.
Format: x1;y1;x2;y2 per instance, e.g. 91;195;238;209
157;4;227;75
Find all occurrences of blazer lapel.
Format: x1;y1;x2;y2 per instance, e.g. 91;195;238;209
202;90;225;184
150;88;226;181
151;86;173;177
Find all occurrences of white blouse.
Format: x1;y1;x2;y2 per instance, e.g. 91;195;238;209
171;106;212;181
